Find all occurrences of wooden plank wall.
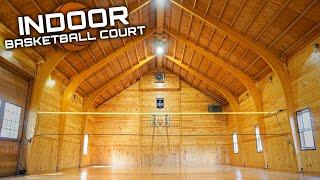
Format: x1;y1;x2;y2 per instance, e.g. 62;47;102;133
27;75;83;174
287;37;320;172
85;70;229;168
227;37;320;172
227;72;298;171
81;116;94;167
225;105;241;166
0;66;28;176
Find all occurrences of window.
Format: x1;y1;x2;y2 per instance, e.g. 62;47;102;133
0;102;22;139
255;126;263;152
297;109;316;150
232;132;239;153
83;133;89;155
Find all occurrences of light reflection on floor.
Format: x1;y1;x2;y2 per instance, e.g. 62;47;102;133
5;165;320;180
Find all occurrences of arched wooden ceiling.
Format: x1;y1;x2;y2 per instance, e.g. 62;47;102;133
0;0;319;109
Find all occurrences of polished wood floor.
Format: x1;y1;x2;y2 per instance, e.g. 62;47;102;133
7;166;320;180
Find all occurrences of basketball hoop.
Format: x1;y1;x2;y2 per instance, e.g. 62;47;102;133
151;114;170;127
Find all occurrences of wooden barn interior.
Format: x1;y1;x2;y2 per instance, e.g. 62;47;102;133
0;0;320;179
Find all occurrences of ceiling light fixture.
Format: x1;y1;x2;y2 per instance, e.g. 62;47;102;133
311;43;320;58
156;46;165;55
1;50;13;59
155;0;167;7
312;43;319;53
46;76;56;88
153;37;167;56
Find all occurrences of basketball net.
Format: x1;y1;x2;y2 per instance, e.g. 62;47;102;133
150;115;170;166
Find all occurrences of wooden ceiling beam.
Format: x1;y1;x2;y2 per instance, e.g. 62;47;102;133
217;0;228;21
230;0;247;27
0;22;43;65
166;58;227;105
213;40;238;81
169;0;291;93
0;38;36;78
215;34;227;56
95;57;156;108
143;40;148;58
164;28;262;110
61;28;156;112
242;0;267;35
167;2;172;29
244;56;260;73
2;1;152;139
166;55;239;111
255;0;290;41
280;22;320;58
169;4;300;168
215;0;251;84
113;39;131;89
267;0;317;49
84;55;155;110
87;49;108;87
128;0;151;14
177;6;183;34
26;50;69;140
64;59;78;74
4;0;21;15
30;0;43;13
166;66;227;105
96;40;120;85
205;0;213;15
199;27;216;74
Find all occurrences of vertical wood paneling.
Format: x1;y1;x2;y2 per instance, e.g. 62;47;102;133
86;70;229;168
27;76;83;174
0;66;28;176
227;73;298;171
227;37;320;173
288;37;320;172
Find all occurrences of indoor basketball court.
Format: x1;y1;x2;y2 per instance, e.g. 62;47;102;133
0;0;319;179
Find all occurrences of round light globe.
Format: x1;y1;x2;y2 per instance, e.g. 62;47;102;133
156;46;164;56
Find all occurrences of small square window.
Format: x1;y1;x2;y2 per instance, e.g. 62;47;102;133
296;109;316;150
0;102;21;139
255;126;263;152
83;134;89;155
232;132;239;154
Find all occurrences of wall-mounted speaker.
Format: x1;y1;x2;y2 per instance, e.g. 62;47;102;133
208;103;222;112
155;72;165;83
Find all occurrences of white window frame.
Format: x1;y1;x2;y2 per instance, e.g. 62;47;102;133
296;108;316;150
83;133;89;155
0;100;22;140
255;126;263;152
232;132;239;154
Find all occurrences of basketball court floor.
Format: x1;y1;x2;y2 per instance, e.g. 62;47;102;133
6;166;320;180
0;0;320;179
